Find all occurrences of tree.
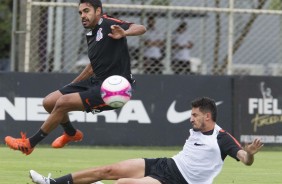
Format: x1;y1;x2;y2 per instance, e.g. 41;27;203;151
0;0;12;59
218;0;267;74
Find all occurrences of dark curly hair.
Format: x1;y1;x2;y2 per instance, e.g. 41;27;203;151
79;0;103;13
191;97;217;122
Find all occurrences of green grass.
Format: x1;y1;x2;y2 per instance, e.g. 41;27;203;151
0;145;281;184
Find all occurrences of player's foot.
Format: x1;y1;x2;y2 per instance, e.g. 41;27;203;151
29;170;53;184
5;132;34;155
51;129;83;148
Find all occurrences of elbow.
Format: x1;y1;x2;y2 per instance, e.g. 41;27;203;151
243;159;254;166
143;25;147;32
244;162;253;166
136;24;146;34
140;25;147;34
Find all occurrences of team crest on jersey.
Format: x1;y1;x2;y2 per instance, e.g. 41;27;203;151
96;28;103;41
86;30;92;36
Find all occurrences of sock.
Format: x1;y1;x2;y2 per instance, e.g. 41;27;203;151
61;121;76;136
51;174;73;184
29;129;48;148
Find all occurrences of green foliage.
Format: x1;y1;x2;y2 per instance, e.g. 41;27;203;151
269;0;282;10
151;0;170;6
0;0;12;58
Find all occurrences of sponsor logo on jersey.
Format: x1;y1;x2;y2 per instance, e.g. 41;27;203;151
194;142;205;146
96;28;103;41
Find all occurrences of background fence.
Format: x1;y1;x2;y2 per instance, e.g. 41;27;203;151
11;0;282;75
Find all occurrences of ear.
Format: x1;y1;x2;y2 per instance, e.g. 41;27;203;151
205;112;211;121
96;7;102;16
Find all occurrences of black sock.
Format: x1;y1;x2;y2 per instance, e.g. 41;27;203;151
29;129;48;148
61;121;76;136
50;174;73;184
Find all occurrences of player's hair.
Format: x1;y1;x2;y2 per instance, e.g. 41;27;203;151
79;0;103;13
191;97;217;122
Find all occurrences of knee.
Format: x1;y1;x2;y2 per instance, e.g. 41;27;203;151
101;165;116;177
53;96;69;113
96;165;120;180
43;91;63;113
43;96;55;113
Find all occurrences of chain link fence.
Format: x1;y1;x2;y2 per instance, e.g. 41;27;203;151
11;0;282;75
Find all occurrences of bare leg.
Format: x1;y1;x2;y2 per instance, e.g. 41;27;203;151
71;159;146;184
41;92;85;133
43;90;70;125
114;177;161;184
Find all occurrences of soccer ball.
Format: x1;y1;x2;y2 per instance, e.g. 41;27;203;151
100;75;132;108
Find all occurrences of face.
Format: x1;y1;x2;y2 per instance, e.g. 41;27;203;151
79;3;101;28
190;107;207;132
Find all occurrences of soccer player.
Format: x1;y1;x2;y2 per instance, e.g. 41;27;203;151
29;97;263;184
4;0;146;155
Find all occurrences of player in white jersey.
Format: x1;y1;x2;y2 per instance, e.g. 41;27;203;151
30;97;263;184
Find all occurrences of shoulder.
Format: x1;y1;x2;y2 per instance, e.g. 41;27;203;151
217;129;242;160
217;129;241;147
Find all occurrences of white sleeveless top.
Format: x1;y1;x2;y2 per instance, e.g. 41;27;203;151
172;124;223;184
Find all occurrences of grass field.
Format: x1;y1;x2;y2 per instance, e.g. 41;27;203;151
0;145;281;184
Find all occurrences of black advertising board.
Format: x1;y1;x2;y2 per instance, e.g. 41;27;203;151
0;73;232;146
234;76;282;144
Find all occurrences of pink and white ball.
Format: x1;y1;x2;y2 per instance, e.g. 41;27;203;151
101;75;132;108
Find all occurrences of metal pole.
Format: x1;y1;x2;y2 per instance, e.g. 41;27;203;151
227;0;234;75
200;0;208;75
164;8;172;74
46;0;55;72
10;0;18;71
54;0;63;71
24;0;32;72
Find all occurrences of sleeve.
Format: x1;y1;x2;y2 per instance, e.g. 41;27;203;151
217;129;242;161
103;14;133;30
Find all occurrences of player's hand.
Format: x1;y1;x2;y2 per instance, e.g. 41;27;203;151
108;25;126;39
244;138;263;155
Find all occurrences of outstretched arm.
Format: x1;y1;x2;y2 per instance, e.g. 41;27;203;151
237;138;263;166
108;24;146;39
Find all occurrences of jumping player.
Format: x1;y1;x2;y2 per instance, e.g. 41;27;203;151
29;97;263;184
5;0;146;155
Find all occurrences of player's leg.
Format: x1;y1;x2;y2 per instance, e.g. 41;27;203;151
72;159;145;183
33;92;84;148
42;90;84;148
5;92;85;155
52;77;115;149
27;90;76;149
43;90;63;113
5;79;95;154
40;92;84;134
30;159;147;184
115;177;161;184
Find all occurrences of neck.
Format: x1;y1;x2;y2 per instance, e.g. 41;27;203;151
201;123;215;133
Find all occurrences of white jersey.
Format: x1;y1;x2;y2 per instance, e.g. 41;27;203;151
172;124;224;184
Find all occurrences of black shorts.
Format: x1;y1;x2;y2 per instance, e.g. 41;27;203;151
144;158;188;184
59;75;135;113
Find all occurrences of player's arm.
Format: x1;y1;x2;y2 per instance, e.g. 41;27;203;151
108;24;146;39
72;63;94;83
125;23;146;36
236;138;263;166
